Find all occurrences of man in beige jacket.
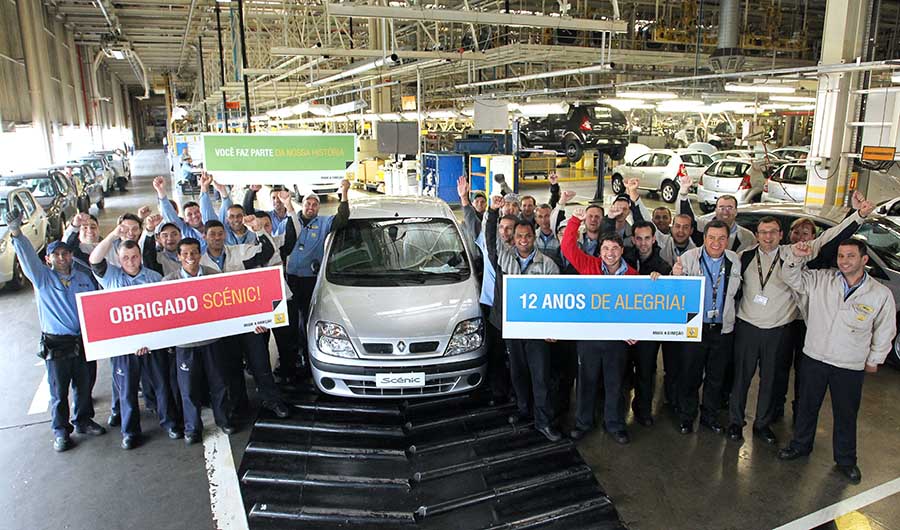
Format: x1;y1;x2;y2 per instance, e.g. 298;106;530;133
778;238;896;484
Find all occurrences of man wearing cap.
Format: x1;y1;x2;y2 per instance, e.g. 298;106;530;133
242;184;295;236
142;214;183;276
89;221;182;449
199;174;258;245
604;194;635;247
63;212;100;275
5;210;105;452
534;203;561;267
457;175;487;242
285;179;352;365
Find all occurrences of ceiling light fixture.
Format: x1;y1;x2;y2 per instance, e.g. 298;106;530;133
769;95;817;103
307;54;399;87
615;90;677;100
455;64;611;90
725;82;796;94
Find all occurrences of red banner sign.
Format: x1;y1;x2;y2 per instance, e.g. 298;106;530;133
77;266;288;361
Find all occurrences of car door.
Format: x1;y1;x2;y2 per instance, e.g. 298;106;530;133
13;192;43;249
51;172;77;222
643;153;671;189
624;153;653;181
681;153;711;184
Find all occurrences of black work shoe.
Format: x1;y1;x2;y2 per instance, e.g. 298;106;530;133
167;429;184;440
184;432;201;445
699;418;724;434
75;420;107;436
263;401;290;419
536;426;563;442
568;428;589;441
611;430;631;445
726;424;744;441
778;446;809;461
121;435;138;450
53;436;73;452
679;421;694;434
107;413;121;427
836;465;862;484
220;424;237;435
634;414;654;427
753;426;778;445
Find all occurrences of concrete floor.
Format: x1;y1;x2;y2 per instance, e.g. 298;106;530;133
1;149;898;530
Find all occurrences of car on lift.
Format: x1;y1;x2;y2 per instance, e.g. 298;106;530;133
0;170;79;239
49;163;105;212
307;196;486;398
721;203;900;368
762;163;808;204
0;186;49;290
517;103;629;163
611;149;714;203
76;155;116;195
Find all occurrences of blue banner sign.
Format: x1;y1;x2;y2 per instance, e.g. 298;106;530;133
502;275;705;342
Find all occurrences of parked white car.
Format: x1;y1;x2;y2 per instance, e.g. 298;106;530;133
76;156;116;195
0;186;49;290
696;158;767;212
307;196;486;398
771;146;810;161
762;163;808;204
611;149;713;203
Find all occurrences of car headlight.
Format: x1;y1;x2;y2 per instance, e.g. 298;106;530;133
315;321;357;358
445;318;484;356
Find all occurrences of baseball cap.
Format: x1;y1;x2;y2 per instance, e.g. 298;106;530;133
613;194;633;207
155;221;180;234
471;190;487;200
503;193;520;204
302;192;320;203
47;240;73;254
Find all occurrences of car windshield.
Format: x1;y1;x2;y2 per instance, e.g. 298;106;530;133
2;177;54;197
775;165;807;184
0;198;7;226
84;159;103;171
854;220;900;271
327;217;471;286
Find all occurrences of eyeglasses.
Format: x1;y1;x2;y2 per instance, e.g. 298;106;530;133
716;205;736;212
757;229;781;236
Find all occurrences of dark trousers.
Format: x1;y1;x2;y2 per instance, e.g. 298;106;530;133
46;356;94;437
111;351;177;437
175;341;230;436
549;340;578;418
484;309;511;401
678;325;734;423
729;320;788;429
166;349;183;427
628;341;659;420
505;339;553;429
789;354;865;466
661;342;682;406
774;319;807;420
273;297;302;376
287;275;317;356
223;332;281;410
575;341;628;432
110;359;120;417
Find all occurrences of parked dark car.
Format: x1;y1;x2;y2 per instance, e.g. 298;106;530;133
717;203;900;368
518;104;629;162
50;163;105;212
0;170;80;239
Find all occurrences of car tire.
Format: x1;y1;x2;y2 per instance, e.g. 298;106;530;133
699;203;715;214
890;316;900;370
609;147;626;161
611;174;625;195
564;140;583;163
97;197;105;210
6;257;25;291
660;180;678;203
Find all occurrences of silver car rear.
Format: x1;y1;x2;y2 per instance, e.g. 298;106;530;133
697;158;766;209
308;196;486;398
762;163;807;203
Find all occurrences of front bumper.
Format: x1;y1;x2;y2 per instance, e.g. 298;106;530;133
697;187;753;207
310;355;486;399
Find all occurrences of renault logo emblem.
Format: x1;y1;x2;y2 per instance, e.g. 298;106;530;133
397;341;406;352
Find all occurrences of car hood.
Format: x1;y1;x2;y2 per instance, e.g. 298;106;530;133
312;280;480;340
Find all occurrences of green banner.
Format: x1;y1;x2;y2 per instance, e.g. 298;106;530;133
203;134;355;172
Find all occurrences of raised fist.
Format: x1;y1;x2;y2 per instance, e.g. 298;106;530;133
679;171;692;192
73;212;92;228
340;179;351;193
137;206;151;220
152;176;166;197
144;214;163;232
672;256;684;276
249;185;262;192
561;190;577;205
791;241;812;257
490;195;504;211
572;206;586;221
4;208;22;232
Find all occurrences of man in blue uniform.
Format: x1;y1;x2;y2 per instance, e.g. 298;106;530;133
6;210;106;451
89;223;182;449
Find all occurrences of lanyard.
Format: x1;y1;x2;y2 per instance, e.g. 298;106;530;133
701;255;725;310
756;250;780;293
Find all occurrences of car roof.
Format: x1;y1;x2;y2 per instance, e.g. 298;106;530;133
705;202;850;224
2;171;49;179
0;185;29;198
349;196;457;220
773;146;810;151
672;149;710;156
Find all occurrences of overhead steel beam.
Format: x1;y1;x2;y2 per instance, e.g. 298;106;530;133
270;46;487;61
325;4;628;33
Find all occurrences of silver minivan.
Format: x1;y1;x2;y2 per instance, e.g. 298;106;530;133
307;196;487;398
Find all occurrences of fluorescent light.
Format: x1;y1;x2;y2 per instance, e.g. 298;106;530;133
760;103;791;110
513;102;569;117
455;64;611;90
615;90;677;100
769;95;816;103
331;99;368;115
891;73;900;83
426;109;459;119
307;104;331;116
379;113;401;121
307;54;399;87
708;102;754;112
291;102;310;114
789;104;816;111
598;98;654;111
656;100;704;112
725;83;795;94
110;50;126;60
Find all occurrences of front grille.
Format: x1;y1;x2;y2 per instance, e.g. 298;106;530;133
343;376;461;396
362;341;441;355
363;343;393;354
409;341;439;353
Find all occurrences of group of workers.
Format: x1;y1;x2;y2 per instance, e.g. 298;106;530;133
7;173;350;451
459;171;894;485
6;159;895;487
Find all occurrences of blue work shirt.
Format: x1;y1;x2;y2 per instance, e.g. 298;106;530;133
200;191;258;246
158;196;207;251
268;210;290;236
95;262;162;289
12;234;96;335
515;249;537;273
700;248;726;324
838;270;868;300
476;231;496;306
601;260;629;275
286;214;335;277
